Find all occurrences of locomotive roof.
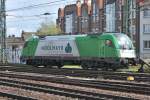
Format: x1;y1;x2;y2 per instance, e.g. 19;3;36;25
26;33;125;41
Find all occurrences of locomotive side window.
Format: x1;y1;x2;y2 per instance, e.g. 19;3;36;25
105;40;113;47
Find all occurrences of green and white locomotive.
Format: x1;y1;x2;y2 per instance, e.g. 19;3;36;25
21;33;136;70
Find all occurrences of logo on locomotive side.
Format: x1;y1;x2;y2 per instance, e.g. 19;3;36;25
65;43;72;53
41;45;63;51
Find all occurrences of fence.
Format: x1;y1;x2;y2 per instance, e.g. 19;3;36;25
0;48;22;64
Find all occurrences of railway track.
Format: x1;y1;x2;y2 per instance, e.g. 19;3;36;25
0;92;36;100
0;76;136;100
0;71;149;96
0;65;150;82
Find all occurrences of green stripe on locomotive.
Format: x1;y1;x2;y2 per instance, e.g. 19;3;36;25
75;33;120;58
21;37;39;57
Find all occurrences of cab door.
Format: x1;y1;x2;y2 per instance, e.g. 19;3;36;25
105;39;115;57
100;39;106;57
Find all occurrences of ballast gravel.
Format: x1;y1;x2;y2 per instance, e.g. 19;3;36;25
0;97;9;100
0;76;149;100
0;86;78;100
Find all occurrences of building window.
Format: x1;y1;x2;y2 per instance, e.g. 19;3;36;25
143;9;150;17
106;2;116;32
143;41;150;49
143;24;150;33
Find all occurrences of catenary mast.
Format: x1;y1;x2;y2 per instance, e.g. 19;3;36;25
0;0;7;63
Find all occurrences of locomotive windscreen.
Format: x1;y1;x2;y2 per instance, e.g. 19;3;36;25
114;34;134;50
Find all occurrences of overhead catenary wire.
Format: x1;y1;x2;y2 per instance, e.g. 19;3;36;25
6;13;56;18
6;0;141;22
6;12;56;23
6;8;137;21
5;0;76;22
7;17;44;23
6;0;63;12
6;0;76;12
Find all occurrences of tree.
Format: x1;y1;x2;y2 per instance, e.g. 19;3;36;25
37;21;61;35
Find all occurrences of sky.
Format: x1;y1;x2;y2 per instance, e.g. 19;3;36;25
6;0;77;37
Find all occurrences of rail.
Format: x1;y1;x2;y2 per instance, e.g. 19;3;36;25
138;58;150;72
0;77;135;100
0;72;149;96
0;92;36;100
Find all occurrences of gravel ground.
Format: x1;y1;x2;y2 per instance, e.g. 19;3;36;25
0;76;149;100
0;86;77;100
0;97;9;100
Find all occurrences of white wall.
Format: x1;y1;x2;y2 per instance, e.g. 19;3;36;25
140;6;150;59
6;45;23;63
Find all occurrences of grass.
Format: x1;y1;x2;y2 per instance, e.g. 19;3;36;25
118;65;140;72
118;64;150;73
128;65;141;72
62;65;142;73
62;65;82;69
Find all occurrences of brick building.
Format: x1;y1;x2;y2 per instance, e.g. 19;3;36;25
57;0;91;34
57;0;124;34
57;8;65;33
6;31;36;63
90;0;104;33
79;0;91;33
57;0;82;34
57;0;137;38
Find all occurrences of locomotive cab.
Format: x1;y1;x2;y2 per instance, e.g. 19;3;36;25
114;34;136;65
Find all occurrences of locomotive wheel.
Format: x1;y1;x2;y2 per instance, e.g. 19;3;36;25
26;60;30;65
102;67;108;71
112;68;117;71
32;64;38;67
92;66;98;70
81;64;88;70
57;64;63;69
44;65;52;68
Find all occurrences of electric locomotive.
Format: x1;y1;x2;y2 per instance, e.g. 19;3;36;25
20;33;136;70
